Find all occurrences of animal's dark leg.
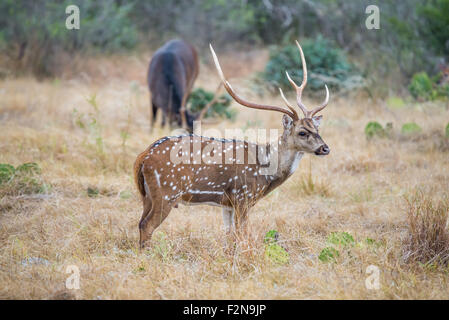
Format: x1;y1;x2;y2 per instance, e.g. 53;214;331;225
150;102;157;133
161;110;167;127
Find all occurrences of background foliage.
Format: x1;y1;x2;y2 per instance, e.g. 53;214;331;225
188;88;235;120
1;0;449;96
261;36;362;93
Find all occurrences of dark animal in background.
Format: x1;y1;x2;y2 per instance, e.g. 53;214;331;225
147;39;199;132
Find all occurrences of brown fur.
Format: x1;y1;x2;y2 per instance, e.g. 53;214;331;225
134;147;150;199
147;39;199;131
135;118;329;248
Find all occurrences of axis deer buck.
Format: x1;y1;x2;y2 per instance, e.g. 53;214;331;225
134;41;330;248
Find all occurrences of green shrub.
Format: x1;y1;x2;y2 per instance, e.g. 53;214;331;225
188;88;236;120
327;232;355;246
0;162;48;196
418;0;449;57
263;230;289;265
0;0;138;76
365;121;385;139
408;72;437;101
401;122;422;135
264;230;279;244
265;244;289;265
87;186;99;198
0;164;15;184
319;231;358;263
446;123;449;138
261;36;360;93
319;247;339;263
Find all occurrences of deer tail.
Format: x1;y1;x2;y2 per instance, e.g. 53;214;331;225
134;151;148;199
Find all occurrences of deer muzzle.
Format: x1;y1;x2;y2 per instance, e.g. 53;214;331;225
315;144;330;156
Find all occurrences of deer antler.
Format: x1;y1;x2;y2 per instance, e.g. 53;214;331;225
310;84;329;117
209;44;299;121
283;40;330;118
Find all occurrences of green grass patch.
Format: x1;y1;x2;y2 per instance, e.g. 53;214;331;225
327;232;355;246
365;121;386;140
386;96;406;109
264;230;289;265
0;162;49;196
401;122;422;135
319;247;340;263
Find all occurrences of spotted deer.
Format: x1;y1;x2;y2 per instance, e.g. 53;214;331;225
134;41;330;248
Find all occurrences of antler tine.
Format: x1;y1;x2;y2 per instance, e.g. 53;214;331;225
286;71;309;117
284;40;310;117
209;44;298;120
310;84;329;117
295;40;308;91
278;87;299;119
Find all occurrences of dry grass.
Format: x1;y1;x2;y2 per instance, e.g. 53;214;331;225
403;191;449;266
1;49;449;299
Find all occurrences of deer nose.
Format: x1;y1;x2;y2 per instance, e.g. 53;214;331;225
315;144;330;155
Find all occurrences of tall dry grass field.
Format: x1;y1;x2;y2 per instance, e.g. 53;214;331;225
1;50;449;299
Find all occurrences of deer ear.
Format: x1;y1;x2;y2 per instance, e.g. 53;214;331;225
312;115;323;128
282;114;293;130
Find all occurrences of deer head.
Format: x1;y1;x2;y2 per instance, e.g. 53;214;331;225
210;40;330;156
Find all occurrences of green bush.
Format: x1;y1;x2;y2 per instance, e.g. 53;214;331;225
445;123;449;138
0;0;138;76
0;162;48;196
327;232;355;246
401;122;422;135
264;230;279;244
365;121;386;140
188;88;236;120
0;164;15;184
408;72;437;101
408;71;449;101
418;0;449;57
263;230;289;265
261;36;360;93
319;247;339;263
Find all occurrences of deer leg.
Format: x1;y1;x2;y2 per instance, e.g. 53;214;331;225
150;103;157;133
180;93;188;129
139;198;172;249
138;195;153;244
222;207;235;233
161;112;167;127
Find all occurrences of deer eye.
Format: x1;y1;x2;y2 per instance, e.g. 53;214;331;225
298;131;307;137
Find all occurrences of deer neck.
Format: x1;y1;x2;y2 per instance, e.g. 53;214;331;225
263;136;304;191
279;136;304;178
